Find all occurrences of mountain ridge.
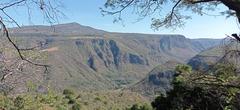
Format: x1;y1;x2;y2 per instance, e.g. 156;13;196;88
1;22;222;93
10;22;222;40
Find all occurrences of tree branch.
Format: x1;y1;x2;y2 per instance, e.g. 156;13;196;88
0;0;27;10
101;0;135;15
190;0;217;4
0;19;49;75
194;82;240;88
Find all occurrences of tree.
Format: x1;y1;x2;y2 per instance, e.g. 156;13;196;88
127;103;153;110
151;63;240;110
102;0;240;39
0;0;62;68
175;64;192;74
0;0;62;93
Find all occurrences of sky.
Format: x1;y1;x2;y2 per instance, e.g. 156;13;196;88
3;0;240;39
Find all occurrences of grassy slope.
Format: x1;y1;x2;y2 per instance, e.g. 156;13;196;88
0;90;149;110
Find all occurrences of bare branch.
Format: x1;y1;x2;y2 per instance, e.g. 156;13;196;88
102;0;135;15
189;0;216;4
0;0;27;10
0;19;49;77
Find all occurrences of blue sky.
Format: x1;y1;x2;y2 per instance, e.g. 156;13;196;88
3;0;240;39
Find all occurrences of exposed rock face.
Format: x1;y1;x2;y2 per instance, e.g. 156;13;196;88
129;43;240;98
128;54;146;65
188;43;240;72
188;55;220;71
159;36;188;51
130;61;180;99
109;40;121;67
5;23;221;91
87;55;97;71
74;39;150;72
148;70;173;86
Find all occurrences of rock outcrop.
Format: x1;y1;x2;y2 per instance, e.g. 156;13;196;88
3;23;221;91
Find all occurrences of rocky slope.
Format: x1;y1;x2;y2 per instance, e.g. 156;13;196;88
188;42;240;72
3;23;221;91
129;61;180;99
131;41;240;98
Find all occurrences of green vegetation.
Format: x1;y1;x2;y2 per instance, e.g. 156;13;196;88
0;90;70;110
1;55;239;110
127;103;153;110
0;0;239;109
0;89;148;110
151;63;240;110
4;25;221;92
127;63;240;110
175;64;192;74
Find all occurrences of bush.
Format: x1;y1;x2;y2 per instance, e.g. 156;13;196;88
128;103;153;110
68;98;76;104
175;64;192;74
63;89;75;96
72;103;81;110
14;96;25;109
0;90;75;110
152;63;240;110
94;97;101;101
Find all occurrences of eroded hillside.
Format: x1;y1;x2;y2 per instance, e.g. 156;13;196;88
2;23;221;92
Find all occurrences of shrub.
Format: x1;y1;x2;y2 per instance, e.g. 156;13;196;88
14;96;25;109
63;89;75;96
152;63;240;110
128;103;153;110
72;103;81;110
94;97;101;101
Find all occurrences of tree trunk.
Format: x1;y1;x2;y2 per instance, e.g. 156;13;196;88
221;0;240;23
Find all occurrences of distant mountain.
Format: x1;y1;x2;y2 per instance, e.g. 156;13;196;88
131;41;240;98
3;23;222;92
187;47;223;71
188;42;240;72
10;22;106;36
191;38;222;52
129;61;180;99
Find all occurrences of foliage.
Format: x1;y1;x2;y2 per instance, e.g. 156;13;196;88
63;89;75;96
63;89;77;104
72;103;81;110
0;89;149;110
14;96;25;109
151;63;240;110
0;90;72;110
26;81;37;92
175;64;192;74
211;63;237;80
127;103;153;110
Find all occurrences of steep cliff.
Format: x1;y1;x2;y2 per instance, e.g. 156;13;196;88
3;23;221;91
188;42;240;72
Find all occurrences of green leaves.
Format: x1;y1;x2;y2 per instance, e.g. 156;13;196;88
0;89;72;110
212;63;236;81
14;96;25;109
152;63;240;110
127;103;153;110
175;64;192;74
